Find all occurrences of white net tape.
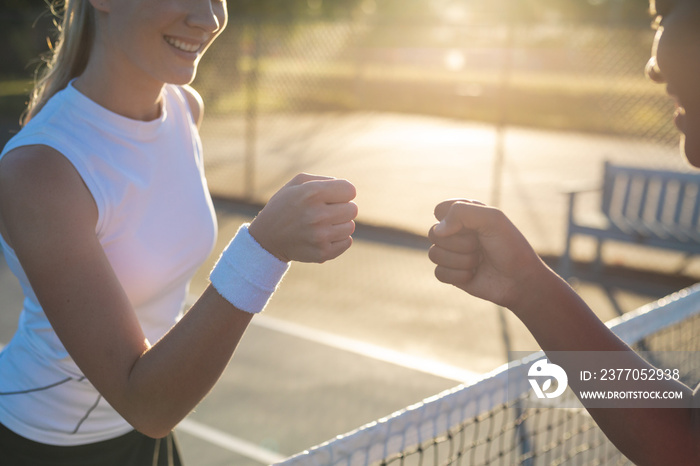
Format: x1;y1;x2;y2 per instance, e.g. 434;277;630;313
276;284;700;466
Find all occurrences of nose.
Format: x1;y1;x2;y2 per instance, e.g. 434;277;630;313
186;0;225;34
645;56;666;84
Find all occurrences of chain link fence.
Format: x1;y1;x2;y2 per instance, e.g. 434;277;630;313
194;15;686;259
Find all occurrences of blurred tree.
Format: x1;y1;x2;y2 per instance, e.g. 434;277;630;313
1;1;53;78
228;0;444;20
462;0;653;24
229;0;356;19
524;0;652;24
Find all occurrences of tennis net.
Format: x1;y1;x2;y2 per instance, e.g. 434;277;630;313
275;284;700;466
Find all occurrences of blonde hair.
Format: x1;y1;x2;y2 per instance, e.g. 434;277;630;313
22;0;95;126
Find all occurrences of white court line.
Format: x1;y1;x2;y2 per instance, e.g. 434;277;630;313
252;314;480;384
176;314;480;463
177;418;285;465
185;294;479;383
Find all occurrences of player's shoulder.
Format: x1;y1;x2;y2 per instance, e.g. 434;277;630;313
0;144;68;181
0;145;96;218
179;85;205;128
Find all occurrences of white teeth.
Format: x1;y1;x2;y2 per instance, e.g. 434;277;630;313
165;36;200;53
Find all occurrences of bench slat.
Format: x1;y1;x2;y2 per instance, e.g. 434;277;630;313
561;161;700;279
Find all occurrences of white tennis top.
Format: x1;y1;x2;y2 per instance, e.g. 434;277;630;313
0;81;217;445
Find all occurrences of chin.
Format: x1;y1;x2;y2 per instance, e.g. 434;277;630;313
169;72;197;86
160;65;198;86
681;135;700;169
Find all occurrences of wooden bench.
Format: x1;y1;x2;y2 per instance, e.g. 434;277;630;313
560;161;700;279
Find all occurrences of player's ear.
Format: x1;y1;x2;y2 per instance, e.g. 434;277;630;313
87;0;111;14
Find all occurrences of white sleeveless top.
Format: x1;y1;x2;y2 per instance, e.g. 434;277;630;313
0;81;217;445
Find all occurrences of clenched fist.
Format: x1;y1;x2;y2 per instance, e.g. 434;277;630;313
428;199;546;309
249;174;358;263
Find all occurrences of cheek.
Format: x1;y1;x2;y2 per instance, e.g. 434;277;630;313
210;7;228;45
217;4;228;31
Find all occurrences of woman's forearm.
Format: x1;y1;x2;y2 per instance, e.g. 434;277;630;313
121;286;253;438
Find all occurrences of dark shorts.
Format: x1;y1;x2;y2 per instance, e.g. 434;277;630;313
0;422;183;466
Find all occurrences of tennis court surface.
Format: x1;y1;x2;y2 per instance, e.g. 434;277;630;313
1;118;699;465
0;202;698;465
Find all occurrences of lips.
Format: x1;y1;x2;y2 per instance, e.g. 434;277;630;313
674;107;686;132
667;89;687;134
164;36;201;53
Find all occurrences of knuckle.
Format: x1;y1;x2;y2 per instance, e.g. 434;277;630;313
428;225;440;243
428;246;441;264
295;172;314;182
313;209;332;226
347;202;359;219
317;242;336;262
300;183;322;201
451;201;472;214
302;208;327;227
327;179;356;201
314;251;327;264
434;266;450;284
341;179;357;199
310;228;330;246
485;206;506;222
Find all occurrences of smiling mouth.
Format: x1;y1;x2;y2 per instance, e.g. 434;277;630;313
164;36;201;53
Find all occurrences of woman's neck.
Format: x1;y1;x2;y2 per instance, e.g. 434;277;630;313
73;60;165;122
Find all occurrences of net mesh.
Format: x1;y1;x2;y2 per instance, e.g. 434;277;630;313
276;285;700;466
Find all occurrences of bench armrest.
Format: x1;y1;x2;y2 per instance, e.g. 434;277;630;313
560;181;599;196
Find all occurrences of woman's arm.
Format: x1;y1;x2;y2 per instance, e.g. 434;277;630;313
428;199;699;466
0;145;357;439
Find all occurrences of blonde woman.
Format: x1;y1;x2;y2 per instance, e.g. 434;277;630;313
0;0;357;464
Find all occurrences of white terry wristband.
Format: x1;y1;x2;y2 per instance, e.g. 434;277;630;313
209;223;290;314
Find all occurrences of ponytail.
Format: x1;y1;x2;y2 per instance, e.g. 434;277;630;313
22;0;94;126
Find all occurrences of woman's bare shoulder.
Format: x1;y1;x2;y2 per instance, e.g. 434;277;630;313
0;144;92;194
0;144;98;247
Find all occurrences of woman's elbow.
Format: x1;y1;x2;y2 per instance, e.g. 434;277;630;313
121;407;183;440
129;417;178;440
